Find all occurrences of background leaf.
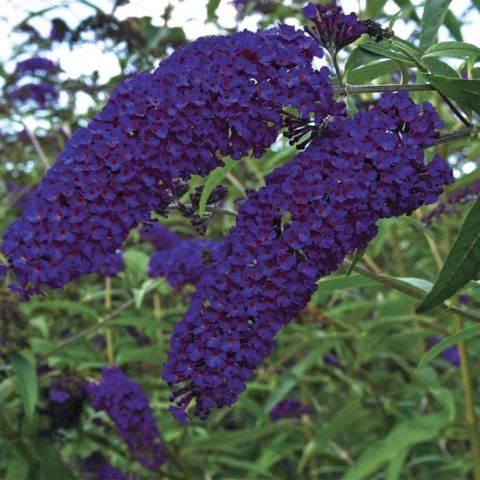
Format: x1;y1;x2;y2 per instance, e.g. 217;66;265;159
419;0;452;51
417;195;480;312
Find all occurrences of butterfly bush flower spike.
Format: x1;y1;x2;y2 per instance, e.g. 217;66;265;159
164;92;453;423
1;26;342;298
87;366;167;470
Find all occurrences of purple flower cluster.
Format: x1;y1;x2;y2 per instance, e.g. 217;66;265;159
98;250;125;277
14;57;58;75
8;82;59;108
163;92;453;422
1;25;341;298
149;237;221;290
80;452;125;480
269;397;314;421
303;3;367;54
421;179;480;225
426;336;460;367
87;366;166;470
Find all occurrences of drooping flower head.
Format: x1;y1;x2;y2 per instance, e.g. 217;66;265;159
303;3;367;54
163;92;453;423
1;25;341;298
87;366;167;470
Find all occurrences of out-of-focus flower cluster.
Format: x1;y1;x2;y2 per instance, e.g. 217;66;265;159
1;25;342;298
79;452;126;480
269;397;314;421
42;372;87;434
421;179;480;225
7;56;59;108
164;92;453;423
426;337;460;367
87;366;166;470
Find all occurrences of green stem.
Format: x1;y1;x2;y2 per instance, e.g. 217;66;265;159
333;83;435;94
454;314;480;479
39;280;160;360
346;262;480;324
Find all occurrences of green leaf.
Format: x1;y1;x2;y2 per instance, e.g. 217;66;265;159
444;10;463;41
206;0;222;20
423;41;480;59
427;74;480;116
116;346;166;365
345;48;384;74
417;324;480;369
423;57;458;77
11;351;38;423
419;0;452;51
199;157;236;217
346;59;399;84
417;195;480;312
311;274;378;304
365;0;388;17
359;41;414;65
342;414;448;479
347;250;366;276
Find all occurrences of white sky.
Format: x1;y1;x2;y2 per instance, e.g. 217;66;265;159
1;0;478;80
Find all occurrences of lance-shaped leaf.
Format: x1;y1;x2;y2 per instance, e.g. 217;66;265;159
419;0;452;51
417;194;480;313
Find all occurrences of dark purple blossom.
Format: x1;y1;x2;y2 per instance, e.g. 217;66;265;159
269;397;314;421
323;351;340;367
149;238;221;289
80;452;126;480
303;3;367;54
1;26;340;298
87;366;166;470
426;336;460;367
163;92;453;422
15;57;58;75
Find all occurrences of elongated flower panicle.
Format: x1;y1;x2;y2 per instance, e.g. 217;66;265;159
269;397;314;421
164;92;453;422
87;366;166;470
1;26;342;298
149;238;220;290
